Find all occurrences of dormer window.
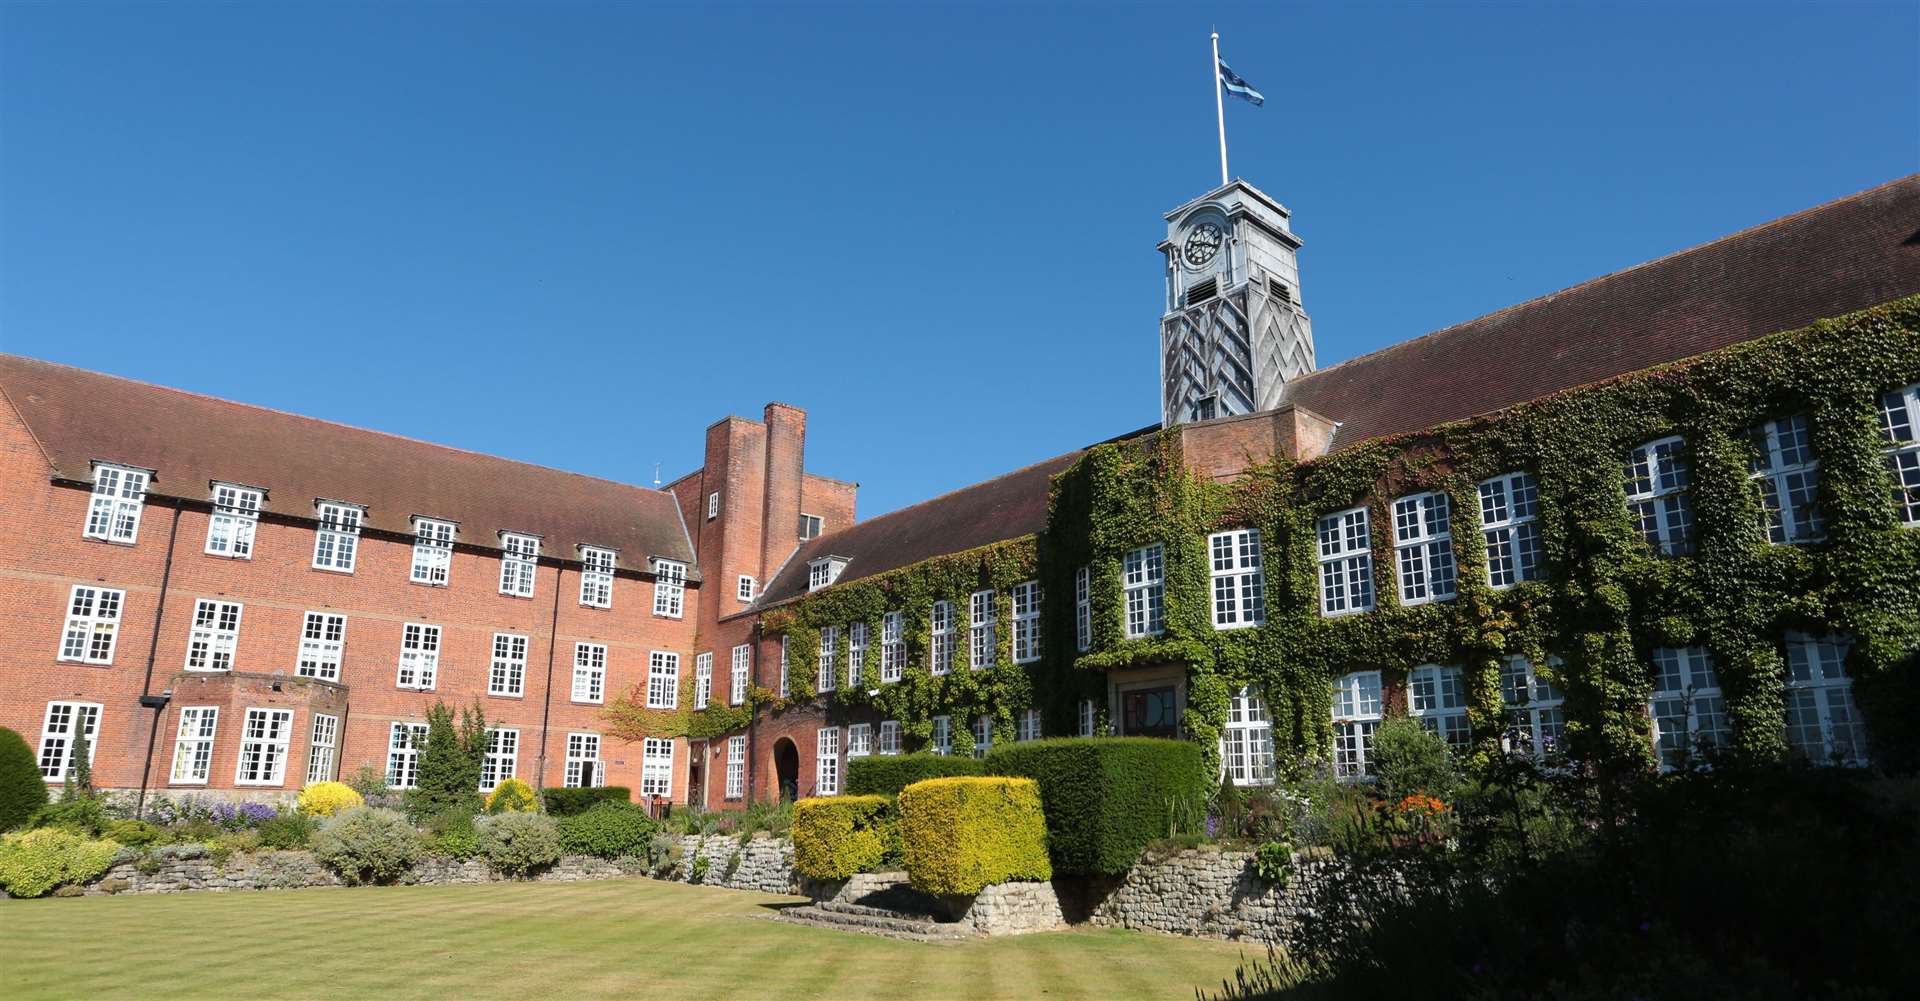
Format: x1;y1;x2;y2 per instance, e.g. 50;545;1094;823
410;517;456;586
652;559;686;617
205;483;263;559
499;533;540;597
85;462;150;544
808;556;848;592
312;501;364;573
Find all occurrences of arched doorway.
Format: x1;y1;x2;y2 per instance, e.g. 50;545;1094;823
772;738;800;802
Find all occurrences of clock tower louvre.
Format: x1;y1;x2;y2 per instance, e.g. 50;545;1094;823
1158;179;1316;427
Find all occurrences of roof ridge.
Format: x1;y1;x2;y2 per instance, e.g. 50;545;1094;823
799;448;1084;550
0;353;672;501
1297;173;1920;383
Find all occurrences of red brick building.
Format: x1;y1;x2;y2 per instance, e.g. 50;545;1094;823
4;174;1918;809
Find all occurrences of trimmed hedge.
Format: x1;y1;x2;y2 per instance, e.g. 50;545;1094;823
0;727;46;832
985;737;1208;876
541;786;631;817
792;795;898;880
845;754;984;797
899;777;1050;896
556;801;656;859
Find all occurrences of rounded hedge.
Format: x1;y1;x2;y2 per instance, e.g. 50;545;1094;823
296;781;364;818
477;811;561;876
311;807;418;884
0;727;47;833
485;777;540;814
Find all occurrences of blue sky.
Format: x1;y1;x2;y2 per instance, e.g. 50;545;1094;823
3;2;1914;518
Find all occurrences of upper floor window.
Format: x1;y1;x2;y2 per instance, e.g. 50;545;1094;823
707;491;720;520
58;584;123;665
653;559;686;617
1624;438;1693;555
729;644;751;705
574;642;608;704
778;636;790;697
205;483;262;558
737;575;755;603
579;546;615;607
1784;632;1867;766
1480;472;1542;589
491;633;528;697
1012;581;1042;663
38;701;101;782
297;612;346;681
499;533;540;598
818;625;840;692
396;623;441;690
880;611;905;682
85;463;148;544
968;590;997;670
1879;383;1920;525
311;501;363;573
1332;670;1383;780
1408;664;1470;753
410;517;455;586
799;513;824;540
1394;493;1457;606
807;556;847;592
1318;507;1375;616
184;599;242;672
694;652;713;709
1501;656;1564;760
1123;544;1166;638
1224;686;1275;786
1745;415;1824;544
929;600;955;675
647;651;679;710
1650;646;1727;771
848;621;867;688
1209;529;1266;628
1074;566;1092;652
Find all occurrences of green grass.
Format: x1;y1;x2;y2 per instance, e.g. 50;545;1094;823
2;878;1247;1001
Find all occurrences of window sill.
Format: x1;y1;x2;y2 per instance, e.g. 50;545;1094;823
410;580;450;589
310;565;356;576
488;692;525;700
82;535;139;547
202;551;253;561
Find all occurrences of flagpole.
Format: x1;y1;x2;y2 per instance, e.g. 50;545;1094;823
1212;31;1228;186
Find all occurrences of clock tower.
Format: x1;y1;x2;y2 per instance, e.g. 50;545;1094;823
1158;179;1315;426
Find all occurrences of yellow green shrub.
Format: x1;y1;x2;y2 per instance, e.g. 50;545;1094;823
485;777;539;814
899;776;1050;896
296;781;364;817
0;827;120;898
792;795;897;880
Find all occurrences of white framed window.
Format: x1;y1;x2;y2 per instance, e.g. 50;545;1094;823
1480;472;1543;589
881;611;905;682
641;737;674;798
1624;438;1694;555
969;589;997;670
730;644;751;705
737;575;755;603
1650;646;1727;771
1078;698;1096;737
1012;581;1042;662
500;533;540;597
819;625;840;692
1224;687;1274;786
1332;671;1383;780
1209;529;1266;628
580;546;616;608
1394;493;1457;606
297;612;346;681
564;732;604;788
58;584;123;665
1784;632;1868;766
37;702;101;782
1017;708;1041;742
848;722;873;757
1123;544;1166;638
972;715;993;759
385;722;428;788
848;621;868;688
235;708;294;786
1074;566;1092;652
311;501;363;573
480;728;518;791
574;642;609;704
1879;383;1920;525
694;652;713;709
1319;507;1375;616
490;633;529;697
396;622;441;690
169;707;218;785
878;720;902;755
85;463;148;543
1501;656;1565;759
652;559;686;617
930;715;952;756
1408;664;1470;753
647;650;678;709
799;513;823;540
778;635;790;696
204;483;262;558
707;491;720;520
1746;415;1824;544
306;713;338;785
817;727;841;795
807;556;846;591
184;599;242;672
410;517;455;586
726;735;746;798
929;600;955;675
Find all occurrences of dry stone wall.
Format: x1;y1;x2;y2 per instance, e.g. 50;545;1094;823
81;845;650;896
1082;844;1319;943
662;833;798;894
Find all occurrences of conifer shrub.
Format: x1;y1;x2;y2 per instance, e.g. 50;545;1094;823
844;754;984;797
477;811;561;876
296;781;364;817
310;807;419;885
792;795;898;880
0;827;120;898
0;727;47;832
485;777;539;814
985;737;1208;875
898;777;1050;896
556;801;656;859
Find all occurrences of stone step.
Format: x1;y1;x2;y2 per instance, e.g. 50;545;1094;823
775;904;975;942
816;899;943;923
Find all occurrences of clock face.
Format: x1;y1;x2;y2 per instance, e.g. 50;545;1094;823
1182;222;1223;269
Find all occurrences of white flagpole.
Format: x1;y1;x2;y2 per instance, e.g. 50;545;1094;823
1212;31;1228;186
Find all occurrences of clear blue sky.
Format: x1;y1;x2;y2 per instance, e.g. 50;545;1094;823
3;2;1914;518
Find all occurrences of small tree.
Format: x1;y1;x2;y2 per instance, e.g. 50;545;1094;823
63;727;94;800
1372;717;1457;802
408;700;489;819
0;727;48;831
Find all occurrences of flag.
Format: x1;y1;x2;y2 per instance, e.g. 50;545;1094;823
1218;60;1265;106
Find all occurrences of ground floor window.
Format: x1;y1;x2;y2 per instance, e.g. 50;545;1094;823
306;713;338;785
1017;708;1041;742
1650;646;1728;771
816;728;840;796
1408;664;1471;753
1500;656;1564;759
169;707;218;784
972;716;992;759
38;702;101;783
725;735;746;798
847;723;872;757
878;720;901;755
386;722;428;788
1784;632;1868;766
481;728;518;791
931;716;951;756
1224;686;1274;786
565;733;604;788
1121;686;1178;738
1332;671;1383;780
1079;699;1096;737
641;737;673;798
235;708;293;786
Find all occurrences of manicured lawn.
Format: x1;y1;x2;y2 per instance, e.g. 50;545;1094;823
3;878;1247;1000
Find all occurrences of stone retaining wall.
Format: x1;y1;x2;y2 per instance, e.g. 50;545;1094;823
81;845;652;896
661;833;798;894
1080;844;1318;943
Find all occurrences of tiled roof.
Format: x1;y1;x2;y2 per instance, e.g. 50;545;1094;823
1285;175;1920;448
0;355;695;575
